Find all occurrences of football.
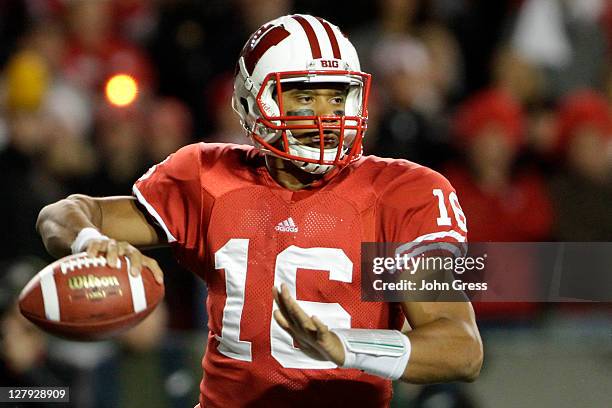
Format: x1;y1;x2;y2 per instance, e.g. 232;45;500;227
18;253;164;341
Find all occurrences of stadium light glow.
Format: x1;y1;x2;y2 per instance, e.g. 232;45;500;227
105;74;138;107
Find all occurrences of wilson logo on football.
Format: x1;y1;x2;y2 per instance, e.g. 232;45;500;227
275;217;298;233
68;275;120;290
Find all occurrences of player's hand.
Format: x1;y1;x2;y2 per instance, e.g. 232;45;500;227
85;239;164;285
272;283;345;366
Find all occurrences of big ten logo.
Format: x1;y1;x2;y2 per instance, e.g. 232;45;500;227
321;60;339;68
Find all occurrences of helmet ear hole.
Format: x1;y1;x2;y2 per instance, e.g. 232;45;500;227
240;97;250;114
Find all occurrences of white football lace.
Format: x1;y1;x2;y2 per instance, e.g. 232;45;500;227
60;256;116;274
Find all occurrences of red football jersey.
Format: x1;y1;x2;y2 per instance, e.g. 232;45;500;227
133;143;467;408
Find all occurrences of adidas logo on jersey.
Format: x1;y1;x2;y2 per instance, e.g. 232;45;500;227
275;217;298;233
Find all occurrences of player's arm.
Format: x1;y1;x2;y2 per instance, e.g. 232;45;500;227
37;194;162;257
398;300;482;383
37;144;203;284
36;194;164;282
273;284;482;383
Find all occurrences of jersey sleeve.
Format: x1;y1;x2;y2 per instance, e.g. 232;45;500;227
378;167;468;258
132;144;202;250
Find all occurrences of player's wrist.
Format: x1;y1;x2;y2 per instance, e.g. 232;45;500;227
71;227;109;254
332;328;411;380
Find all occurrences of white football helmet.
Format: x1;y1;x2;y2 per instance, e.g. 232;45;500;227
232;14;371;174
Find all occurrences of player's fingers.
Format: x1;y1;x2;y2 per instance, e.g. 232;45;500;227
272;287;282;312
116;241;129;257
280;284;316;332
273;310;312;351
273;286;293;324
273;286;300;329
85;240;99;258
279;284;306;327
125;247;143;278
106;240;120;269
86;239;106;258
272;286;280;303
273;309;292;332
143;257;164;285
311;315;329;335
273;310;301;341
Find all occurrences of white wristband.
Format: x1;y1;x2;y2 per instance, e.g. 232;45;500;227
71;227;109;254
332;329;411;380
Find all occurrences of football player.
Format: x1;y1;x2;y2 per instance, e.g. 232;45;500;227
37;15;482;407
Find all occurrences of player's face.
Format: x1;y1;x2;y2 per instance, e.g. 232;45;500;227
279;83;348;149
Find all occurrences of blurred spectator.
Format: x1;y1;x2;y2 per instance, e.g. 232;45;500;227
147;97;194;162
30;20;94;144
446;89;553;321
4;49;49;112
512;0;609;99
10;17;95;147
206;73;245;144
492;47;544;107
522;103;559;176
449;0;517;93
112;0;159;46
0;48;65;262
369;37;449;167
352;0;461;167
490;46;555;177
373;38;436;116
115;304;173;408
351;0;422;73
146;0;256;137
19;22;99;184
234;0;292;34
63;1;154;94
419;21;465;106
550;90;612;241
28;18;66;73
448;89;553;241
84;108;149;196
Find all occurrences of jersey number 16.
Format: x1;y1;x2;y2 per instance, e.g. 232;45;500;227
215;239;352;369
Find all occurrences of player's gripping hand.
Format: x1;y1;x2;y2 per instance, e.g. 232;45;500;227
272;283;345;366
85;238;164;285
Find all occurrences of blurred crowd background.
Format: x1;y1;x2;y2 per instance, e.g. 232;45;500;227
0;0;610;407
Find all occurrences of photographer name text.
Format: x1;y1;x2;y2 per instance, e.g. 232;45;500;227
372;279;488;291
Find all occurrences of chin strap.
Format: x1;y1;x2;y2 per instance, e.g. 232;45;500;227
285;132;341;174
290;159;334;175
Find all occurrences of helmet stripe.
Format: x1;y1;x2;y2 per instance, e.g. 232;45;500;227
291;15;322;59
316;18;342;59
243;25;290;74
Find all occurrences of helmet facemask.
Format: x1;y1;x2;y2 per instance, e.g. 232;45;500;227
237;70;371;174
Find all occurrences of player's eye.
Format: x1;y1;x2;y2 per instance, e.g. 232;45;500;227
296;95;314;104
330;96;345;105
